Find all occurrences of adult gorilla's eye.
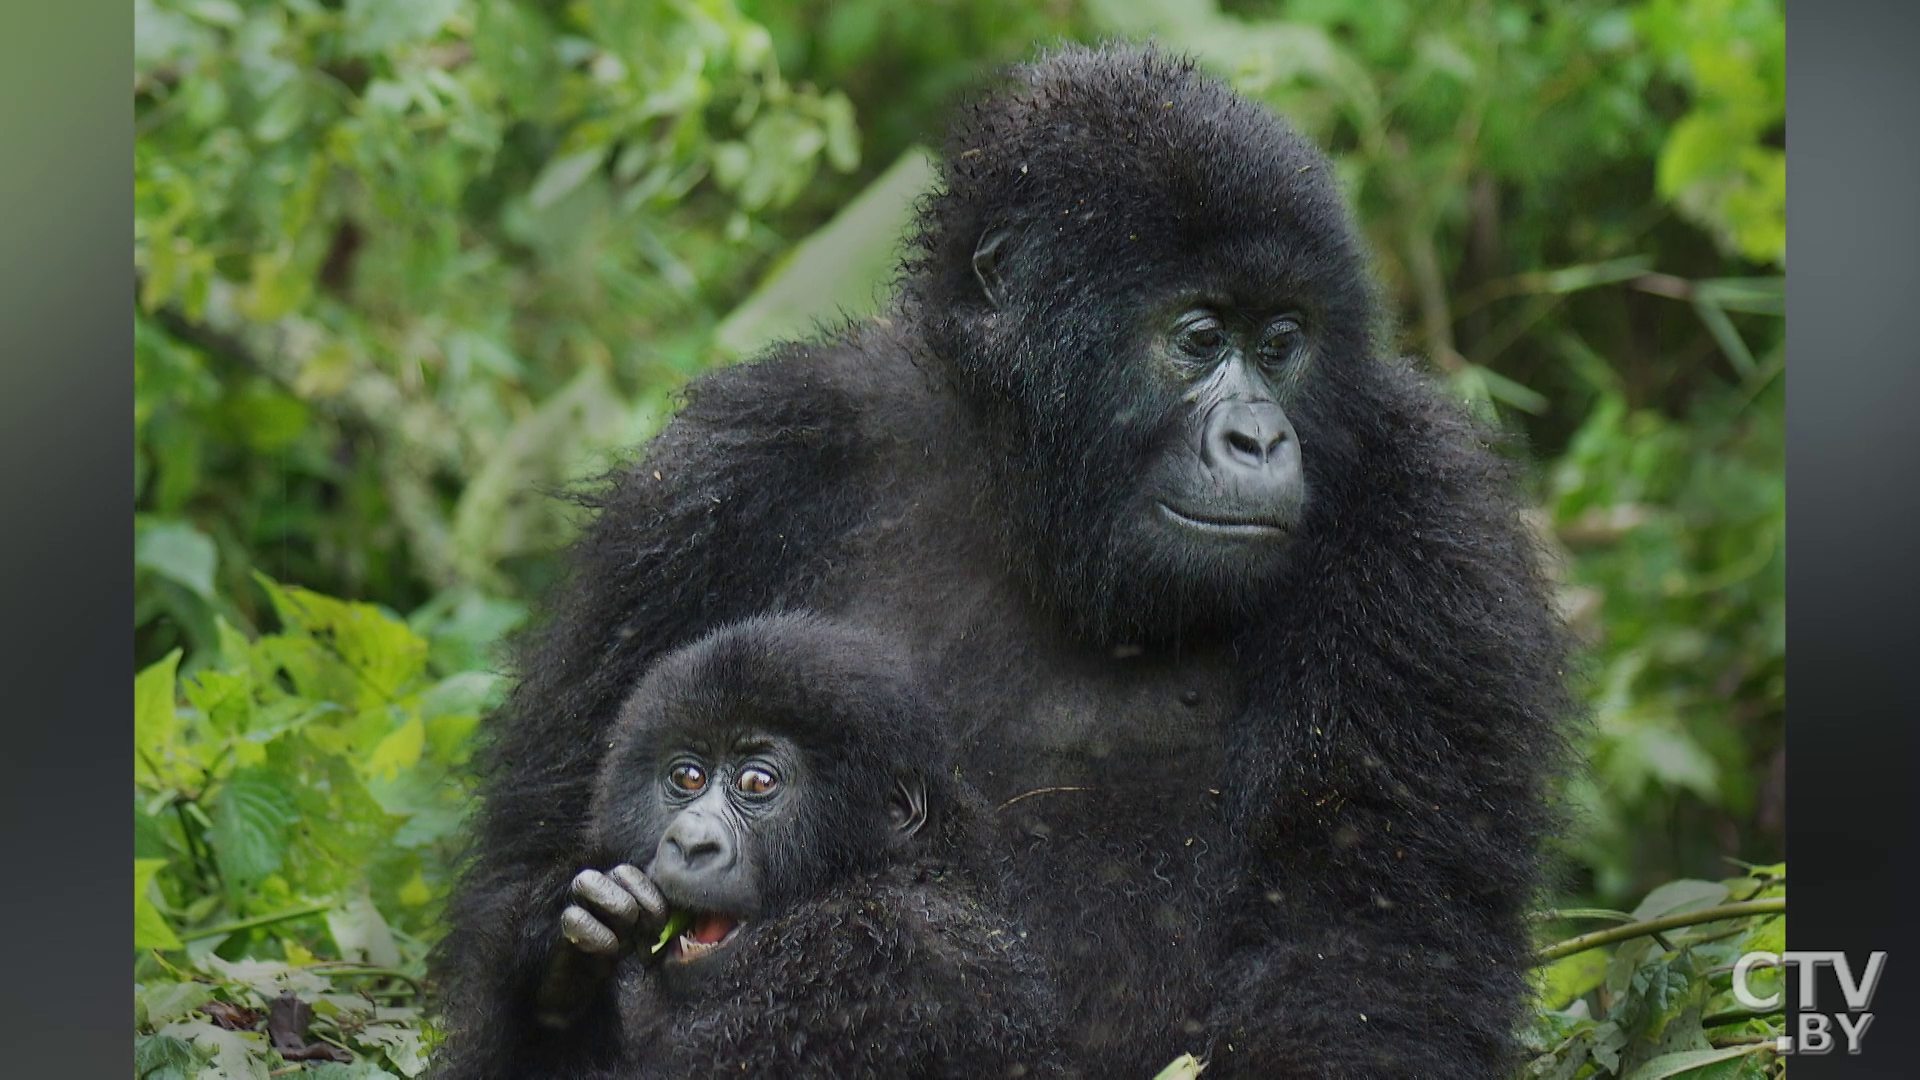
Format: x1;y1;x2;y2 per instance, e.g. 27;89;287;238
1258;316;1303;362
735;766;778;796
1175;315;1227;359
667;763;706;793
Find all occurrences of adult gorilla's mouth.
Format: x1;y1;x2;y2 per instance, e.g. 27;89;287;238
663;910;743;962
1157;502;1290;538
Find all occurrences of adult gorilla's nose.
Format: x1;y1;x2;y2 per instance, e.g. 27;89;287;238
1204;401;1296;473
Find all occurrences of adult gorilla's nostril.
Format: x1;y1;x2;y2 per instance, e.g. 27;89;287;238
1207;402;1292;470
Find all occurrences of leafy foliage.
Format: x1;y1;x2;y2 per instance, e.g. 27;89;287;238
135;0;863;657
133;0;1785;1074
134;577;500;979
1525;866;1786;1078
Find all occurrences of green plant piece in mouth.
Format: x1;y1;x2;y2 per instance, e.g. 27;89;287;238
651;910;693;955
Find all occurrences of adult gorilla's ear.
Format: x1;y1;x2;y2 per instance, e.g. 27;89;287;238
888;776;929;839
972;227;1013;309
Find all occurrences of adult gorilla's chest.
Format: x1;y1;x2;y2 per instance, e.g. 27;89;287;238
832;489;1247;1059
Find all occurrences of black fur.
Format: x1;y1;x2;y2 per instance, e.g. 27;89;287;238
585;615;1061;1079
429;44;1573;1079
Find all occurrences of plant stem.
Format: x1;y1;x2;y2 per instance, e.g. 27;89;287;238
185;900;335;941
1534;898;1785;964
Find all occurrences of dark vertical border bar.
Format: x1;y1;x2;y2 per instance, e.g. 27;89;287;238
0;0;134;1069
1788;1;1920;1075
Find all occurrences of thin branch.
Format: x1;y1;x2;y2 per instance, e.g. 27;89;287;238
185;900;336;942
1534;898;1785;965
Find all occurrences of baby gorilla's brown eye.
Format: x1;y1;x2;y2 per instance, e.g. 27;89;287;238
667;763;706;792
735;766;778;796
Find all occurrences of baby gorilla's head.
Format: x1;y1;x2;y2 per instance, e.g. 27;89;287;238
590;614;943;967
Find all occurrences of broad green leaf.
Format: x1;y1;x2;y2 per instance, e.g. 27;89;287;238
136;858;185;950
353;1022;430;1077
327;890;402;968
134;1033;198;1080
184;669;254;736
156;1019;270;1080
1740;914;1784;955
198;954;331;998
1620;1044;1771;1080
258;578;428;706
135;519;218;600
344;0;459;56
397;871;433;907
1536;947;1611;1010
138;981;215;1027
210;768;298;887
366;716;426;779
1631;879;1729;921
135;649;183;787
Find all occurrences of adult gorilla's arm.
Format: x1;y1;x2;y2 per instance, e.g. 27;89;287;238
426;346;873;1080
1210;370;1574;1078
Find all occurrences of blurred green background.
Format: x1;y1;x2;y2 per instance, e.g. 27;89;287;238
134;1;1786;1075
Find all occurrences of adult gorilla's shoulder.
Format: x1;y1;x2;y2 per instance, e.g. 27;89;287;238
430;42;1574;1080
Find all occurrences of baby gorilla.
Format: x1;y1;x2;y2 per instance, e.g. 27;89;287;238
542;614;1060;1079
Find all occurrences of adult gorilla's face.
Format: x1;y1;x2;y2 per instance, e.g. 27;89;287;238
1139;301;1309;553
957;232;1343;641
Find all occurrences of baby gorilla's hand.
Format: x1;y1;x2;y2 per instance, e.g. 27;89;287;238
534;865;669;1030
561;865;669;957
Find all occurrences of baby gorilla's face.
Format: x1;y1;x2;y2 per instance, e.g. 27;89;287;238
640;729;804;966
577;614;942;989
602;721;932;976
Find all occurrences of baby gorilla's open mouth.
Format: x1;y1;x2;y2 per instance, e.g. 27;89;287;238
663;911;742;962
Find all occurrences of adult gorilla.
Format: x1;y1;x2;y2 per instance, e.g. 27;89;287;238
429;45;1573;1079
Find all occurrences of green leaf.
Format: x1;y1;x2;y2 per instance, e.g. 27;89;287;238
210;768;298;887
155;1019;270;1080
258;577;428;706
352;1021;430;1077
528;146;609;211
183;669;254;736
139;981;216;1028
134;1033;198;1080
135;649;184;787
136;858;185;950
1151;1053;1206;1080
652;909;694;954
327;890;402;968
447;365;635;579
1536;947;1611;1009
1631;879;1729;921
136;519;219;600
366;716;426;779
1620;1044;1771;1080
344;0;459;56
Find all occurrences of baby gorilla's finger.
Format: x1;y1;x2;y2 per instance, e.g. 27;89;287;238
559;904;623;956
607;864;669;928
571;868;641;930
